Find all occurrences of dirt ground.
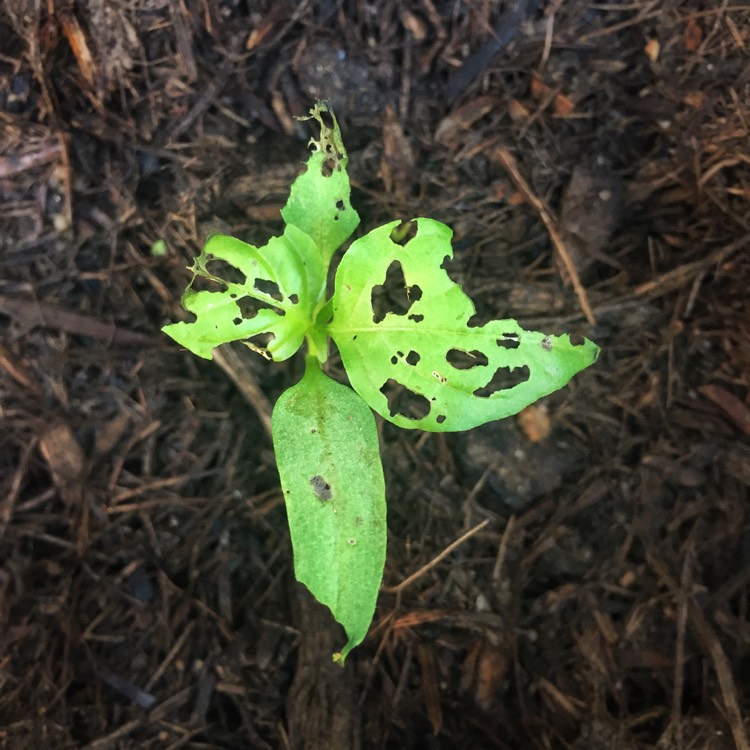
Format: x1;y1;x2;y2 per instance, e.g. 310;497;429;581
1;1;749;748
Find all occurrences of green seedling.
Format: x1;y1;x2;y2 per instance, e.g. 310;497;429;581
163;102;599;663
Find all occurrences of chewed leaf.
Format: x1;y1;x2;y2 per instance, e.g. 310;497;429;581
162;224;326;361
329;218;599;431
281;101;360;263
273;359;386;663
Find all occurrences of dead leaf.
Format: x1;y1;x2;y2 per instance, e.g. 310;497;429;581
508;98;530;121
518;404;551;442
698;384;750;435
644;38;660;62
530;74;550;99
379;105;415;194
435;96;497;146
684;18;703;51
554;94;575;117
39;421;86;493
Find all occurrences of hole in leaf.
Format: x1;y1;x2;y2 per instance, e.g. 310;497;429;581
190;276;228;293
371;260;421;323
319;108;335;130
391;350;419;366
204;257;246;285
335;199;345;211
436;415;446;424
233;317;242;325
289;293;299;305
379;379;431;420
473;366;531;398
446;349;489;369
321;157;336;176
409;313;424;322
497;333;520;349
310;475;332;501
254;278;283;301
569;333;585;346
389;219;418;246
236;296;284;320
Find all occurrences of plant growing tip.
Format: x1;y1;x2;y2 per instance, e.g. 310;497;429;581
163;100;599;662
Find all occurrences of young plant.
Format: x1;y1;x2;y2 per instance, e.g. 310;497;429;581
163;102;599;663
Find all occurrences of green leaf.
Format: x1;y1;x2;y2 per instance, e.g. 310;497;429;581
272;358;386;663
281;101;360;263
329;218;599;431
162;224;326;361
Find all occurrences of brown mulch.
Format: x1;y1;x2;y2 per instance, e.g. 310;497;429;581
1;1;749;748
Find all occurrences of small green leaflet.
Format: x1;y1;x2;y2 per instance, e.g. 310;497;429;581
162;225;326;361
280;101;360;264
329;218;599;431
273;359;386;664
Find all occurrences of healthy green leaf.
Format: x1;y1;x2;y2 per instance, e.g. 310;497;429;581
281;101;360;264
272;358;387;664
329;218;599;431
162;224;326;361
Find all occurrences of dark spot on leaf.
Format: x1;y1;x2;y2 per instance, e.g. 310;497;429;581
310;475;332;501
541;336;552;351
473;365;531;398
497;333;520;349
354;516;363;526
380;379;431;420
436;415;446;424
371;260;421;323
254;278;283;301
233;317;242;325
391;355;398;365
389;219;418;246
405;350;420;366
289;293;299;304
446;349;489;369
569;333;585;346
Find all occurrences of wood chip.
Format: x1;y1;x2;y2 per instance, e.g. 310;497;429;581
38;421;86;493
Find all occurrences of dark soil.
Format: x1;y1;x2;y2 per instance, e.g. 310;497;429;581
1;2;749;748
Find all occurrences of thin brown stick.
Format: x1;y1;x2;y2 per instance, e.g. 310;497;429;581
382;518;490;594
648;551;750;750
0;294;159;347
494;147;596;325
211;345;273;438
671;547;692;750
